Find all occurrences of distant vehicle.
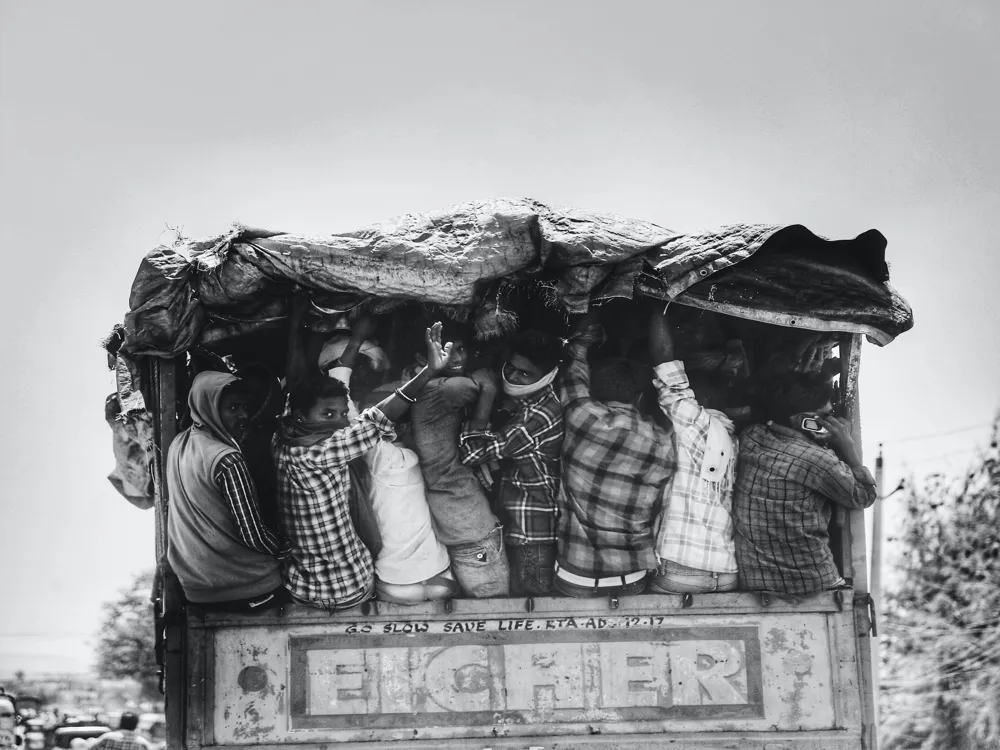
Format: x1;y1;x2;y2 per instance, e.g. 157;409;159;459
51;725;111;750
21;720;44;750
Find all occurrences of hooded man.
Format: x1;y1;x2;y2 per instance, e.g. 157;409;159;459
166;371;289;612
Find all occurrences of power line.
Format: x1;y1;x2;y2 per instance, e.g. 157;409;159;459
882;422;994;445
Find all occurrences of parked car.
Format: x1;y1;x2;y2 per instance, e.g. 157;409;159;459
51;725;111;750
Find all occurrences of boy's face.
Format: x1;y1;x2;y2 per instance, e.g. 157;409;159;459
218;389;251;445
503;353;546;387
442;339;468;376
300;396;351;431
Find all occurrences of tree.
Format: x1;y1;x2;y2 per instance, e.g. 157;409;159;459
95;570;158;701
881;416;1000;750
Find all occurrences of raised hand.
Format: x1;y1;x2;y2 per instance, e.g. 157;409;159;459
818;415;863;468
425;322;453;373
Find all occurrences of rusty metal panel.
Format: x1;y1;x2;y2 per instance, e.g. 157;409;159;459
205;607;846;746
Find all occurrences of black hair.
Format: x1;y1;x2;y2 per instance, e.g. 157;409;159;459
756;372;834;423
508;329;562;373
591;358;641;404
119;712;139;731
288;376;349;415
687;372;729;411
439;317;473;346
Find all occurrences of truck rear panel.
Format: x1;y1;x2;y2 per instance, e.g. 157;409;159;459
183;591;872;749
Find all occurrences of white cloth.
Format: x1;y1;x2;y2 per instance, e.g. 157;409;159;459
502;365;559;397
319;337;390;372
365;441;451;584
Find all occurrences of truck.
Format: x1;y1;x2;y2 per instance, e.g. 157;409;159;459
111;198;913;750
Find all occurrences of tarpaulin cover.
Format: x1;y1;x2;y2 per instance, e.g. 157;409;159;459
105;393;154;510
122;198;913;357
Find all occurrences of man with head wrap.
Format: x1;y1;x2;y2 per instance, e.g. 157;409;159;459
166;371;289;612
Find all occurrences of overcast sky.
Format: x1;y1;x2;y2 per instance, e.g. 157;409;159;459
1;0;997;675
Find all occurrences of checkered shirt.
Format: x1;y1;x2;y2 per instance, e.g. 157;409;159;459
273;408;395;606
652;362;738;573
557;343;675;577
90;731;151;750
733;422;877;594
459;385;564;545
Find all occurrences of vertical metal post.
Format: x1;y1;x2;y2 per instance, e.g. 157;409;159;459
871;444;884;729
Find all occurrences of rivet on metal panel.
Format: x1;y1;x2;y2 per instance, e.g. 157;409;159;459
834;589;845;611
525;596;535;613
682;593;694;609
444;598;453;613
759;592;771;607
608;595;619;610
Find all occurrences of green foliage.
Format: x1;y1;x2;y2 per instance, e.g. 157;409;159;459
881;417;1000;750
95;570;158;701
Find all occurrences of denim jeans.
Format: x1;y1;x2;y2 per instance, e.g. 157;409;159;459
448;525;510;598
508;543;556;596
649;559;738;594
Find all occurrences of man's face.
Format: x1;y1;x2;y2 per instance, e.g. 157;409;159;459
503;353;546;387
300;395;351;431
218;389;251;445
443;340;468;376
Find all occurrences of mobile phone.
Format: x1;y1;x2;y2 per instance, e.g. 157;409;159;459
801;416;829;435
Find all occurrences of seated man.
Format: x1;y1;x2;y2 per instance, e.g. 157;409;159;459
555;317;675;597
166;371;289;612
274;296;454;611
647;311;739;594
411;322;509;598
733;372;877;596
460;330;565;596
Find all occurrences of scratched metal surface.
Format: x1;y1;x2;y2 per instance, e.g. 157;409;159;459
205;608;850;746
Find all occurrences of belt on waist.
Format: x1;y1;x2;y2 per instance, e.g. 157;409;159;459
554;562;647;588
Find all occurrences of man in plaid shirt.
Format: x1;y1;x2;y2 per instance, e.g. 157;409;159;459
460;330;564;595
555;318;675;597
733;371;877;596
89;712;150;750
275;296;456;610
646;311;739;594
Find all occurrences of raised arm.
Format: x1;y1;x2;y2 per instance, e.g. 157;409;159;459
372;322;452;422
466;368;499;430
648;308;675;366
334;315;378;371
561;314;604;404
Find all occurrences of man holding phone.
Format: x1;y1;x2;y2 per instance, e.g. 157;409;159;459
732;371;877;596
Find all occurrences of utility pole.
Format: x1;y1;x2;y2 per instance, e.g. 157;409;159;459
871;443;884;726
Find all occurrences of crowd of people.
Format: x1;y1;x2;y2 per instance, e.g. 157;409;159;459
164;298;878;613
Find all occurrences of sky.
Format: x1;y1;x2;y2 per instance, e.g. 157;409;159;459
0;0;997;676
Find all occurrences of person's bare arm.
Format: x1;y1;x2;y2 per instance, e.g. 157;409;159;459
285;293;314;395
467;368;499;429
372;322;452;422
336;315;378;370
648;308;675;365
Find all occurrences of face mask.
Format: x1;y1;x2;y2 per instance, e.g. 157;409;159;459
502;366;558;398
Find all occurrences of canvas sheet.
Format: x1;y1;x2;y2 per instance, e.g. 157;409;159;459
122;198;913;357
